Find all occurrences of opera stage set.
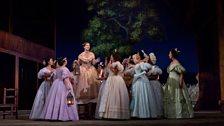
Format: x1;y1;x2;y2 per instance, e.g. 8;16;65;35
0;0;224;124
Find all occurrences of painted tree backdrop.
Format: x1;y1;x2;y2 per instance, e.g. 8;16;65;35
82;0;164;57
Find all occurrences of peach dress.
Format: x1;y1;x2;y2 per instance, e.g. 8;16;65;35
76;52;100;104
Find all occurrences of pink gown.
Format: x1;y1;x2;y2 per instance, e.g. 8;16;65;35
75;52;100;104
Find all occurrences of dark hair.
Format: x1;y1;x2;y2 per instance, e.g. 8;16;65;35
111;51;121;62
138;51;145;60
105;56;110;65
56;57;66;66
43;57;52;67
171;48;180;59
82;42;90;47
129;58;135;65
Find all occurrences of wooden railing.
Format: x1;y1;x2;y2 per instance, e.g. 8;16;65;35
0;30;55;62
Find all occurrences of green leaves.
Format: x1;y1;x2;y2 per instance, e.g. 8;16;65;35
91;42;116;57
82;0;164;57
123;0;139;8
130;28;141;41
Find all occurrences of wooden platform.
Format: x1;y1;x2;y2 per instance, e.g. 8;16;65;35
0;111;224;126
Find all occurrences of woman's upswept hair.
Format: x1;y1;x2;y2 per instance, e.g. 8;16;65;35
42;57;53;66
111;51;122;62
171;48;181;59
82;41;90;47
56;57;66;66
138;51;145;60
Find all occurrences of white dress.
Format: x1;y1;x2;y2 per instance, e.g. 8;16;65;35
95;67;109;119
98;61;130;119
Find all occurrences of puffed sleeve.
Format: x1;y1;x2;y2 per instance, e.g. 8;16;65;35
173;64;186;74
37;68;47;79
62;68;71;80
140;63;152;71
149;66;162;75
155;66;163;75
112;61;124;72
62;68;73;90
78;53;82;60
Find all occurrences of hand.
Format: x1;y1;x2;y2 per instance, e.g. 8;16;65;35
108;60;112;67
74;60;79;65
122;58;129;65
97;77;103;80
67;87;72;91
95;57;100;63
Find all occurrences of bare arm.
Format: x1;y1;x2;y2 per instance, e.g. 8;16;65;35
64;78;72;90
179;73;184;88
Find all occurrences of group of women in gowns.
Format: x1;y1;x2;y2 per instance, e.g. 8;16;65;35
30;57;79;121
30;42;194;121
94;48;193;119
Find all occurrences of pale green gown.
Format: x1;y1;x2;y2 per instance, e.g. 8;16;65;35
163;63;194;118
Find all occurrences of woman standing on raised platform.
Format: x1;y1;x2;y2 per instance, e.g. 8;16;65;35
75;42;100;104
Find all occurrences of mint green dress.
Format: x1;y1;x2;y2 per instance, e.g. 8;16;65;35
163;63;194;118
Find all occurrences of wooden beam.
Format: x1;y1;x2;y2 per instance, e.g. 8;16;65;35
0;31;55;109
0;31;55;62
217;0;224;112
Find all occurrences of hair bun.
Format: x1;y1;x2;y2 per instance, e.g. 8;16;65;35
42;60;46;66
174;48;180;53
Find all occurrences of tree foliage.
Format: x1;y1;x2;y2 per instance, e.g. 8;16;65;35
82;0;164;57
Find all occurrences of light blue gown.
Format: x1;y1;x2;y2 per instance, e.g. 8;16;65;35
130;62;158;118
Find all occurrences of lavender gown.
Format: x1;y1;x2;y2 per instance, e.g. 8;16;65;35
147;65;163;117
40;67;79;121
29;67;53;119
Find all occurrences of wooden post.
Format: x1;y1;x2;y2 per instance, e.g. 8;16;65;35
15;56;19;108
217;0;224;112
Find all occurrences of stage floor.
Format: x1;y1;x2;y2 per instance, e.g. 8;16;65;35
0;111;224;126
